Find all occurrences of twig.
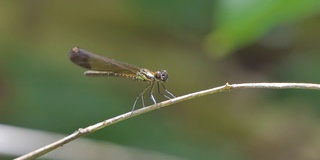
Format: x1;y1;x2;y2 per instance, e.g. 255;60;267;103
15;82;320;160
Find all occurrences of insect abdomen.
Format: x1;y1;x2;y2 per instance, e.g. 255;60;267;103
84;70;146;81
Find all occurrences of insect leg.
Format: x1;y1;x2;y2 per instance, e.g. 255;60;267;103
131;82;152;112
161;83;175;98
149;82;157;104
132;96;139;112
157;82;171;99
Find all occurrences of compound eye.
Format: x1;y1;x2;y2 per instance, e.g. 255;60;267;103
161;70;168;82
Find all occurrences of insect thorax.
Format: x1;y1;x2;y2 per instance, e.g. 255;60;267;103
135;68;155;82
135;68;169;82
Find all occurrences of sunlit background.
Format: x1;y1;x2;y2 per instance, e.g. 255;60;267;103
1;1;320;160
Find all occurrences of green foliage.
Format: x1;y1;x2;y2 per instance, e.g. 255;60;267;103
206;0;320;57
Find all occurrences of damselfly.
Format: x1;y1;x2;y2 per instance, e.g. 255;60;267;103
69;47;175;111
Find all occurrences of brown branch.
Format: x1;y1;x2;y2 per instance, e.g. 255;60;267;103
14;82;320;160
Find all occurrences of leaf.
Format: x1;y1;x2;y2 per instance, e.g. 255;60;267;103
205;0;320;57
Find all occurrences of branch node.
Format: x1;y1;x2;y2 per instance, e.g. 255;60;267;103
78;128;87;134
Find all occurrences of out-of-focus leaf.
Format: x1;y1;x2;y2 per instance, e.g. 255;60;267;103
205;0;320;57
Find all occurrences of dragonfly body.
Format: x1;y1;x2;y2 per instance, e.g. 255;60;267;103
69;47;174;111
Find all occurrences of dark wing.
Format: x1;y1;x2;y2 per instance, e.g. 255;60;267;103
69;47;141;75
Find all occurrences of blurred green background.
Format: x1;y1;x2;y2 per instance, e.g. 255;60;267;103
1;1;320;160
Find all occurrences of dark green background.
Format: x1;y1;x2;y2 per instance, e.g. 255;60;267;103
1;1;320;160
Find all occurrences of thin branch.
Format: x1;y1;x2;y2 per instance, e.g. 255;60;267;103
15;82;320;160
